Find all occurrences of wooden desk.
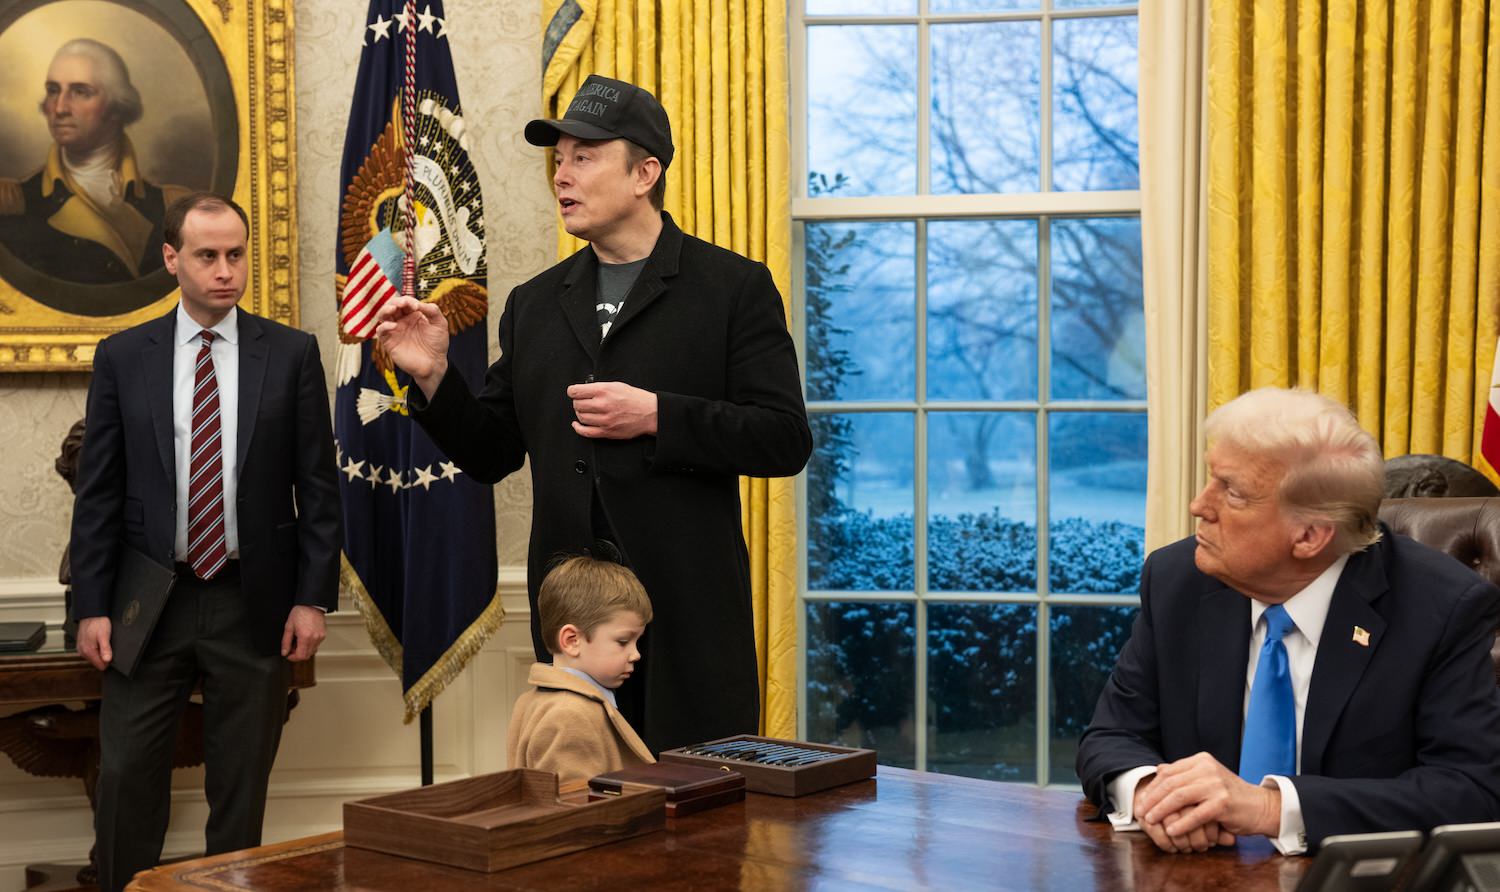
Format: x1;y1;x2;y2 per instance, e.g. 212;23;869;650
1;633;315;891
128;767;1310;891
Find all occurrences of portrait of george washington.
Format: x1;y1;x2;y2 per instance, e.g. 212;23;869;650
0;0;237;318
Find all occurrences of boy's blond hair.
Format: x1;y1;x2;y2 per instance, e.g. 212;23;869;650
538;555;653;654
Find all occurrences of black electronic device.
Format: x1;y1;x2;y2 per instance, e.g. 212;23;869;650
1293;830;1423;892
1404;822;1500;892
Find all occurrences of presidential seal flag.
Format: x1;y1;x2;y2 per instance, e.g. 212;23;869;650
335;0;499;721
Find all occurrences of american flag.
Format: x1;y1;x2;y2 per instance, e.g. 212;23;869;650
340;231;403;340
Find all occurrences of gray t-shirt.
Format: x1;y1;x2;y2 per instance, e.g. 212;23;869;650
596;257;648;339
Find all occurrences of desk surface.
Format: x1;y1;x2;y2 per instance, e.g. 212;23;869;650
0;631;314;710
128;767;1309;891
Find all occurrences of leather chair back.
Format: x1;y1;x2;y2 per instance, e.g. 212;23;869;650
1378;497;1500;685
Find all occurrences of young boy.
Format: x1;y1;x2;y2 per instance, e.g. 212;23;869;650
505;555;656;786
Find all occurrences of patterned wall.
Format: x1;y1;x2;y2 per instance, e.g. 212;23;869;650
0;0;553;580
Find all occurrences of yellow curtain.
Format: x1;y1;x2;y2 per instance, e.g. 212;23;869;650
541;0;799;737
1206;0;1500;466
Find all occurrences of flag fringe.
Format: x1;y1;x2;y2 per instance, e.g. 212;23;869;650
401;590;506;723
340;552;507;724
341;554;403;678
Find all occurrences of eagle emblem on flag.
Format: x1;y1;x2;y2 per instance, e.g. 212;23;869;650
336;96;488;423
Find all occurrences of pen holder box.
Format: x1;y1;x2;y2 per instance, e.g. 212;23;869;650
344;768;664;872
659;735;876;797
588;761;746;817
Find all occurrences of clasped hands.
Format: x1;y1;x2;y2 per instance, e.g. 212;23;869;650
1130;752;1282;853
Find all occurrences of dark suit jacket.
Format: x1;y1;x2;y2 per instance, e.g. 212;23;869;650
1076;530;1500;847
70;309;342;655
412;212;812;752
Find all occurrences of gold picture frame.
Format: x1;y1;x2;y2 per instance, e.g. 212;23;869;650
0;0;295;371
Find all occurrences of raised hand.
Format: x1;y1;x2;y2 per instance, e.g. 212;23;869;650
374;296;450;396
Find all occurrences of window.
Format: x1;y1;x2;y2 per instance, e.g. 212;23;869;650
794;0;1144;785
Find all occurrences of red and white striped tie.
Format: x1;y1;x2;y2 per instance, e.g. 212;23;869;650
186;330;228;579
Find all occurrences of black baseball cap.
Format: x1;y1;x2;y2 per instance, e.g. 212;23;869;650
526;74;675;170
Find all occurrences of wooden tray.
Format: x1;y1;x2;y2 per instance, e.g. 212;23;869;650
588;762;746;818
659;735;876;797
343;769;664;872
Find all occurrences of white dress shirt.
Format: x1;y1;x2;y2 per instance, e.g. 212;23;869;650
173;304;239;560
1106;554;1352;855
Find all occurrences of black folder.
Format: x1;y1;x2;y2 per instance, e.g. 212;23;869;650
0;621;45;652
107;546;176;677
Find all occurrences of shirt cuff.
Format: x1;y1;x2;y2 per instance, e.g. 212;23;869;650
1262;775;1307;855
1106;765;1159;831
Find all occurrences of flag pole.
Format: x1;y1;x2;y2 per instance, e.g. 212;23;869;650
420;704;434;785
399;0;436;788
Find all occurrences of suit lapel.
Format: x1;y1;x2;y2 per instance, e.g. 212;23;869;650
559;248;602;362
142;312;177;481
236;313;268;479
1301;545;1387;775
606;213;682;343
605;270;666;342
1197;587;1251;768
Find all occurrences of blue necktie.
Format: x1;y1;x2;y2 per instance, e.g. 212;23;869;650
1240;603;1297;783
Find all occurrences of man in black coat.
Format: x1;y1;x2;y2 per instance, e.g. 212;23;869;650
1076;387;1500;855
70;193;341;891
376;75;811;753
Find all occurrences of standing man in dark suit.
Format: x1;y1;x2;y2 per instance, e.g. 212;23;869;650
1076;387;1500;854
375;75;812;753
69;193;341;891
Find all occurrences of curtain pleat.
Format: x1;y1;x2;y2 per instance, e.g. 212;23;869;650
1207;0;1500;469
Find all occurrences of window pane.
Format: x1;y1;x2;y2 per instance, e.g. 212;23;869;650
807;0;916;13
1056;0;1138;8
807;412;916;591
931;22;1041;194
928;412;1037;592
1049;216;1144;400
928;602;1036;782
1047;412;1146;594
927;219;1038;401
931;0;1038;10
808;25;917;197
1052;15;1140;191
1049;605;1137;785
806;600;917;767
805;221;916;402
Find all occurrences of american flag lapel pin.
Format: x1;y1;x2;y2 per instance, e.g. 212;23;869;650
1352;626;1371;647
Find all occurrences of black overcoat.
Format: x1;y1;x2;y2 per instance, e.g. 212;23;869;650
413;213;812;751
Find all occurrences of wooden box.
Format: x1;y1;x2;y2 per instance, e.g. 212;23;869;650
659;735;876;797
588;762;747;817
343;769;664;872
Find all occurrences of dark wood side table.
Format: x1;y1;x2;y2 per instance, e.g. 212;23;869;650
0;632;315;891
125;767;1310;892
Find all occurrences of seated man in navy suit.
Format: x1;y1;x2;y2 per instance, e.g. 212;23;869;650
1077;387;1500;854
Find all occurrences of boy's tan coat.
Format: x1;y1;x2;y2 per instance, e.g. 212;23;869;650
506;662;655;786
